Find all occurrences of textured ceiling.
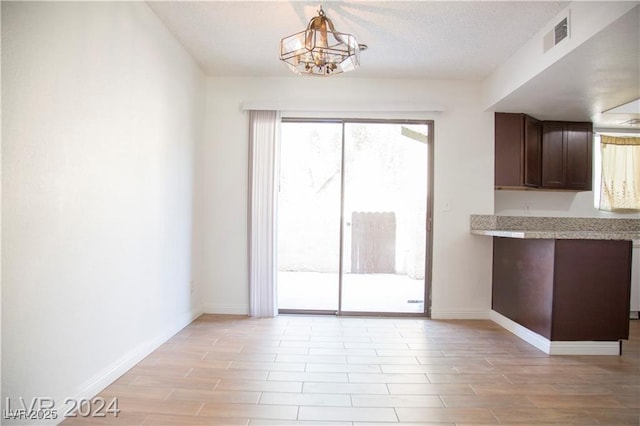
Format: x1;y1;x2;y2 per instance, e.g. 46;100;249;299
147;1;639;129
147;1;569;80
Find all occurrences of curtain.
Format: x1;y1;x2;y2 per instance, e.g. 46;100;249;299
248;110;280;317
599;135;640;212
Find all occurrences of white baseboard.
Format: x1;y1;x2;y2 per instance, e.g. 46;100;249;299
430;309;491;320
73;308;201;401
203;303;249;315
547;341;620;355
2;307;201;426
490;310;552;353
490;310;621;355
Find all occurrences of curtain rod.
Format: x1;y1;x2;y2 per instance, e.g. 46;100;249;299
240;100;445;113
594;127;640;135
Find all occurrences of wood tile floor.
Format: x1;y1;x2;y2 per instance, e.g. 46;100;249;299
63;315;640;425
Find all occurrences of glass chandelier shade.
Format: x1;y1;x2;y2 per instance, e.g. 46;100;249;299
280;6;362;76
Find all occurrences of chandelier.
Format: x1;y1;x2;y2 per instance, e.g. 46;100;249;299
279;6;366;76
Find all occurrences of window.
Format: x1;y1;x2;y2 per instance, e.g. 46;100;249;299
595;134;640;212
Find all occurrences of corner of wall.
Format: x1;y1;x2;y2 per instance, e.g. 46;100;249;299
203;304;249;316
71;307;201;403
431;310;491;320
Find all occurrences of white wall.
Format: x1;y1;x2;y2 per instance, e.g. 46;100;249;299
1;2;204;422
198;77;494;319
495;190;640;218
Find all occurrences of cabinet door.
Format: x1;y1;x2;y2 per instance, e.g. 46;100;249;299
495;113;524;187
523;116;542;187
565;122;592;190
541;122;566;188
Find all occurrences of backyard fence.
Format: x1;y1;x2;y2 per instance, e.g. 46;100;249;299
350;211;396;274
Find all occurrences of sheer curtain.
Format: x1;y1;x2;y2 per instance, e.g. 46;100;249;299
248;110;280;317
599;135;640;212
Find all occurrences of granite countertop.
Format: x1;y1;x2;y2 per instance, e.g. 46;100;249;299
470;215;640;240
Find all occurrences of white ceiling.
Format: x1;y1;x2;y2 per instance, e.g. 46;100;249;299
148;1;639;128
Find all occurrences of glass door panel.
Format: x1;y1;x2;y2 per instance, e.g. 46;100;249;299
341;123;429;313
277;122;342;311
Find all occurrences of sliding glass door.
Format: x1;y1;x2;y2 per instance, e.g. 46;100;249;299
277;119;432;315
341;123;429;313
277;122;342;312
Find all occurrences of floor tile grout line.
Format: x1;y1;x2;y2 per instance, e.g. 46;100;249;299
194;401;205;417
486;407;500;424
468;383;479;396
212;378;221;391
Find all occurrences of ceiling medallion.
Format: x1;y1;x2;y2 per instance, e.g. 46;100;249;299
279;6;367;76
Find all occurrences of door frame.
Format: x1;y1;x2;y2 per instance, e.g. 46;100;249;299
277;117;434;317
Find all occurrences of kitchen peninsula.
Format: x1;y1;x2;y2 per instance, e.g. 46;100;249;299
472;215;640;355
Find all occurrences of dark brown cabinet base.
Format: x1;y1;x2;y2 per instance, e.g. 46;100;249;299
492;237;632;341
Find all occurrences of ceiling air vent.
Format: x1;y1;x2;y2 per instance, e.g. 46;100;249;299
554;17;568;45
543;13;570;53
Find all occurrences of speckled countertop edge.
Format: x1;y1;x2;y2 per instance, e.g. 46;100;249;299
470;215;640;240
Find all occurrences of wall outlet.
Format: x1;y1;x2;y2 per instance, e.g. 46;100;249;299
524;203;531;215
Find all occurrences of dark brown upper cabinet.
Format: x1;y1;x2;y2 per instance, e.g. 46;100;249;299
495;113;541;188
495;113;592;191
541;121;593;190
